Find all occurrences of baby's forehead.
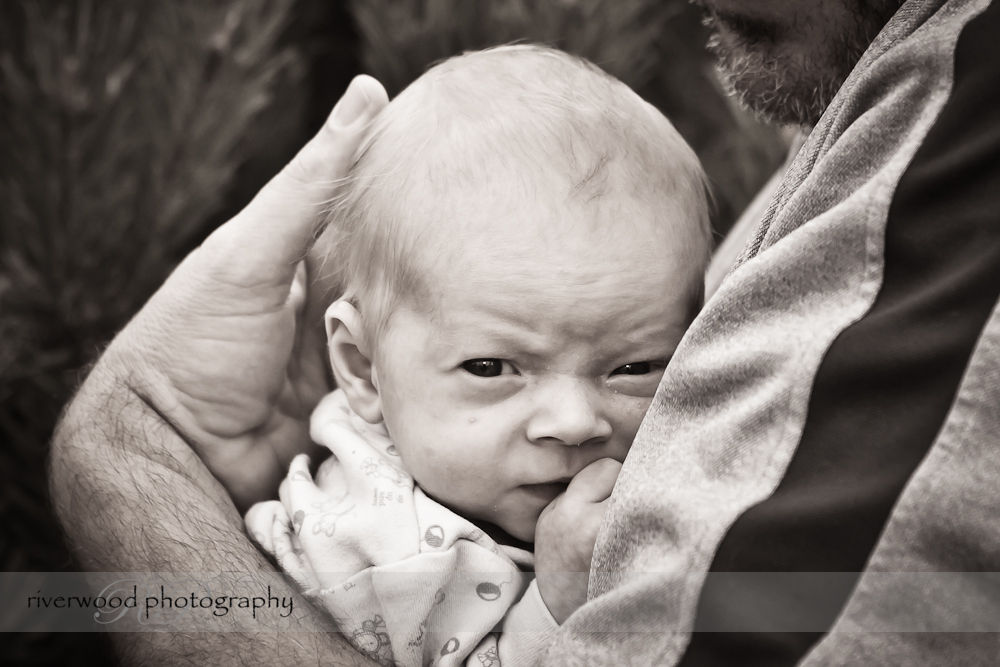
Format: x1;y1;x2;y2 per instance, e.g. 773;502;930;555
400;189;692;316
415;173;679;240
371;127;701;297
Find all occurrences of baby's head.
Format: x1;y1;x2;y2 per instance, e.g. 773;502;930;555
315;45;710;542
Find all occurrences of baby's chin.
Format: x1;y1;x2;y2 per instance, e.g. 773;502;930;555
501;519;536;545
427;490;539;545
486;518;537;548
466;512;537;547
486;500;546;544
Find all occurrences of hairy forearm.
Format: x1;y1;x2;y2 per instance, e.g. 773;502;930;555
49;357;372;665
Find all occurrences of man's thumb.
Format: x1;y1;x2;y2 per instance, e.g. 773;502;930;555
198;75;388;291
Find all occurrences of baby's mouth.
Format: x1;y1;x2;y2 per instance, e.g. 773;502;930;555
520;479;571;502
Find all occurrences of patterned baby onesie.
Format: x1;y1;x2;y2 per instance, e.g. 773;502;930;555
245;390;558;666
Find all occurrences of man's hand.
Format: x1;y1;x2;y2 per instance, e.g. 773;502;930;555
107;75;388;509
534;458;622;624
49;76;387;665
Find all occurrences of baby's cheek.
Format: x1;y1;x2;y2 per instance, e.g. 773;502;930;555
616;396;654;437
408;441;481;496
420;432;506;505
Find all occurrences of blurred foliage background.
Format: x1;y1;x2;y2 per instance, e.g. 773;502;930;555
0;0;784;663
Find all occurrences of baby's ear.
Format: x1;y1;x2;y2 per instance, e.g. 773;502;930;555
325;300;382;423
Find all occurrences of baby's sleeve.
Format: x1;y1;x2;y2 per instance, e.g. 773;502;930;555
466;579;560;666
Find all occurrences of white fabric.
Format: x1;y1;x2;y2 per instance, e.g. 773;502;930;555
245;390;558;666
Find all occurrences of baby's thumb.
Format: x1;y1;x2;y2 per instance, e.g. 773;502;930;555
565;458;623;503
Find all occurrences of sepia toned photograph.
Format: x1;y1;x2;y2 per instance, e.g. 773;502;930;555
3;0;999;664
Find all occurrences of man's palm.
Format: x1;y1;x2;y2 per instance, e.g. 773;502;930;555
107;77;388;509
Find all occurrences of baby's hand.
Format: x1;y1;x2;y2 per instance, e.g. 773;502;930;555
534;457;622;624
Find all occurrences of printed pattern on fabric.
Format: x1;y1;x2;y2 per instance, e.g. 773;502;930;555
245;391;557;666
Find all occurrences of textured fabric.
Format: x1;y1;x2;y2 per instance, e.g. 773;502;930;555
245;391;557;667
703;131;806;300
684;0;1000;663
547;0;1000;664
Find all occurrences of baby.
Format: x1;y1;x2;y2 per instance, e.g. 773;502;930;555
246;45;710;666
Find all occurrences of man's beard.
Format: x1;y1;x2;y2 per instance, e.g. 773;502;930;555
703;3;902;127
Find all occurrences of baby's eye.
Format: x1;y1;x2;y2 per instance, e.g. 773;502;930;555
610;361;654;376
460;358;516;378
607;359;669;397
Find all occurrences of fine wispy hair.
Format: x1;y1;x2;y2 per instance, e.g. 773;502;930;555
311;44;711;340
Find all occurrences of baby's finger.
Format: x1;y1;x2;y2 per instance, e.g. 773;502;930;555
564;458;623;503
201;75;388;290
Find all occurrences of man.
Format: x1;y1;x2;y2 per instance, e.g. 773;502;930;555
551;0;1000;664
50;0;1000;665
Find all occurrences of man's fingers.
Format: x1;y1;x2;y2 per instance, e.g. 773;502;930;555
564;458;623;503
288;261;308;315
283;74;389;190
202;75;388;289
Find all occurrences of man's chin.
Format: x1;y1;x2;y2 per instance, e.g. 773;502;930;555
701;1;904;128
706;19;835;127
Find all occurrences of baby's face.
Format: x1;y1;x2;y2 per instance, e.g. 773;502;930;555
368;192;698;542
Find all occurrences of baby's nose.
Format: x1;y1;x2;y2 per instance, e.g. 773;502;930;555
525;377;613;447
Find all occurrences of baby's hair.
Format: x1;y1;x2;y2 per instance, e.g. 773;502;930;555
311;44;711;343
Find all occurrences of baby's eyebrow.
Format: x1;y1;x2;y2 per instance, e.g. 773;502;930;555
456;329;553;359
456;297;548;330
